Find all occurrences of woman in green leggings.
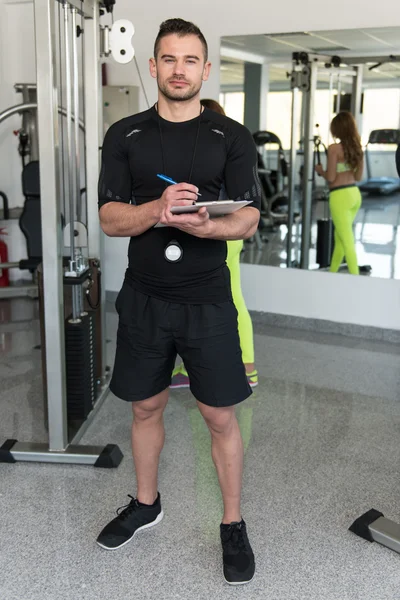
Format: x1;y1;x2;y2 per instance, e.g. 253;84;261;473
315;111;364;275
171;99;258;390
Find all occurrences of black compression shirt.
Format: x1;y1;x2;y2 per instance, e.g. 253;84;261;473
98;106;261;303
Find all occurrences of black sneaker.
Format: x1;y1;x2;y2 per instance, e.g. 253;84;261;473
96;493;163;550
220;519;255;585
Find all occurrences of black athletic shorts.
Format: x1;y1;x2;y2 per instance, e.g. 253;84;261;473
110;282;252;407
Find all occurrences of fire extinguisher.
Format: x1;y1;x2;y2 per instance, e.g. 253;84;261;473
0;228;10;287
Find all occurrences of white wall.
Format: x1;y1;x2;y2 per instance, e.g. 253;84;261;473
1;0;400;328
0;0;36;281
241;264;400;329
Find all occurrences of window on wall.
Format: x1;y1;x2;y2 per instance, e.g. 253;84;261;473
266;90;334;150
219;92;244;123
266;91;295;149
361;89;400;147
220;88;400;151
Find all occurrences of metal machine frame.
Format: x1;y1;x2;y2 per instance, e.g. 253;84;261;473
350;509;400;556
286;53;363;269
0;95;86;300
0;0;129;467
286;52;400;269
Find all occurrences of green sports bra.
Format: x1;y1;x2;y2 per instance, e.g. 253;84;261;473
336;162;352;173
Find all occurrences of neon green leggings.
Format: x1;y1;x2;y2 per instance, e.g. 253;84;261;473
226;240;254;365
177;241;254;375
329;185;362;275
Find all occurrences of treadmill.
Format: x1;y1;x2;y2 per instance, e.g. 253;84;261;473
359;129;400;195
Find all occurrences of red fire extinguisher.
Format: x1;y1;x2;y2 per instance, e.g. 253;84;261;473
0;228;10;287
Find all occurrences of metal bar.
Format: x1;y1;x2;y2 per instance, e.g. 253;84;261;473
0;102;85;130
0;103;37;124
14;83;38;91
84;3;107;380
300;61;318;270
370;517;400;554
300;91;306;147
9;442;106;465
80;8;88;225
84;6;102;260
327;72;333;144
335;74;341;114
287;85;299;268
55;0;95;19
342;54;400;65
351;65;363;132
58;106;85;130
0;262;20;269
64;4;75;269
58;0;66;246
318;69;357;79
34;0;68;451
260;63;269;130
71;7;82;222
365;146;372;179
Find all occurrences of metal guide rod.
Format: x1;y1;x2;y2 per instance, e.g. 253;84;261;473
71;7;82;222
327;72;333;144
63;3;74;262
64;3;79;321
84;4;107;379
335;73;341;114
34;0;68;451
286;85;299;268
71;6;86;322
351;65;363;132
56;0;95;18
300;61;318;270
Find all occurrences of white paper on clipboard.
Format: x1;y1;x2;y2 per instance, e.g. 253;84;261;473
154;200;253;228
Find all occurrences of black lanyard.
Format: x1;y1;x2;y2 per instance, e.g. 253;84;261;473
155;103;203;187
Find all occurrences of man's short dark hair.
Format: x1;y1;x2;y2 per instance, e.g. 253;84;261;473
154;18;208;62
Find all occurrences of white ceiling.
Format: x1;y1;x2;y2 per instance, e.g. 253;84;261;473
220;27;400;87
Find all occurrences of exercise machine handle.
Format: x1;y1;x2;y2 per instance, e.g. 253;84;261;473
0;191;10;220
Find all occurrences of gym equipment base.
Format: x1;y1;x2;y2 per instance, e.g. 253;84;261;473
349;509;400;555
0;384;123;468
0;440;123;467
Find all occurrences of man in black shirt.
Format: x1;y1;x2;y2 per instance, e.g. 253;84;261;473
97;18;261;586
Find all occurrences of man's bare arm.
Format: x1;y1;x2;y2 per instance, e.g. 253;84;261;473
99;201;162;237
158;205;260;240
99;183;199;237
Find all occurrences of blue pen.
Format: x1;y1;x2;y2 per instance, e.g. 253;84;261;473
157;173;202;196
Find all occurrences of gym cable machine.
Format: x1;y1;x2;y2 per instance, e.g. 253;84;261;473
0;0;136;467
287;51;400;272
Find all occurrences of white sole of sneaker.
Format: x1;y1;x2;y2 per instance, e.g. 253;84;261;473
224;573;255;586
248;382;258;388
96;509;164;551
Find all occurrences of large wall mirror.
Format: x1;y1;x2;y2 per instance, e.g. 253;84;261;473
220;27;400;279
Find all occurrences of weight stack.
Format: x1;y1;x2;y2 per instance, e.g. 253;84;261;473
316;218;334;268
65;311;97;421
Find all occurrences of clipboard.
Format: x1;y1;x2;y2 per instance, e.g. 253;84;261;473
154;200;253;228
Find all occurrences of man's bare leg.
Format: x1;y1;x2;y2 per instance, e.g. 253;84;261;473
131;389;169;505
197;402;243;524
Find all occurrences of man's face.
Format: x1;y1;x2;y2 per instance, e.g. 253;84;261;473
150;34;211;102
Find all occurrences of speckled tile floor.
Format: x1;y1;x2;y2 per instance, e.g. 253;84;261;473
0;299;399;600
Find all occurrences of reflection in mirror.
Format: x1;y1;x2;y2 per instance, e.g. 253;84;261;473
220;28;400;279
